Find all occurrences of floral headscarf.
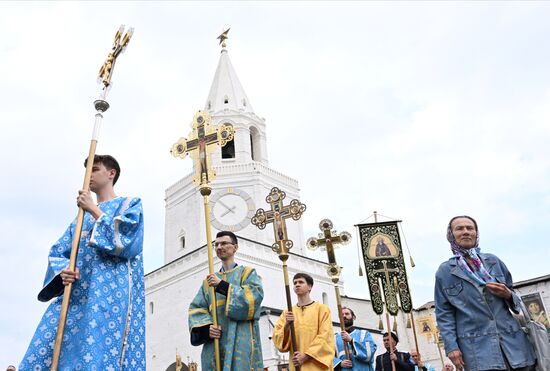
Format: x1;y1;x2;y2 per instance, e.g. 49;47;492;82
447;215;495;285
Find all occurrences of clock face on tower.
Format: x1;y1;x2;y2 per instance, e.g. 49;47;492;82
210;188;255;232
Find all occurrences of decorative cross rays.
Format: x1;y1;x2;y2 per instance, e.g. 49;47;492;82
171;111;234;186
307;219;352;282
307;219;352;360
251;187;306;259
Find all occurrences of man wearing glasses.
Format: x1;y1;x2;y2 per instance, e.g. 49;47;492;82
188;231;265;370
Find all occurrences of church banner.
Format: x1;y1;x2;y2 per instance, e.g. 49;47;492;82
357;221;412;315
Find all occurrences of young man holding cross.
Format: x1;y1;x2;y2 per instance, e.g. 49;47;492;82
273;272;335;370
188;231;264;370
19;155;146;370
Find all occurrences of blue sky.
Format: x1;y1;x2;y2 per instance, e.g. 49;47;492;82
1;1;550;367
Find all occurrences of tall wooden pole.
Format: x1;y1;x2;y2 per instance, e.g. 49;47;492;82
374;211;396;371
280;250;300;371
409;311;420;356
334;285;351;359
200;179;221;371
51;25;132;370
51;107;103;370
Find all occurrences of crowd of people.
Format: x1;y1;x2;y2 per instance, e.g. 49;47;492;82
12;154;544;370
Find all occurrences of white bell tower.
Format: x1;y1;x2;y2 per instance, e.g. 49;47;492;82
164;45;305;263
146;37;341;371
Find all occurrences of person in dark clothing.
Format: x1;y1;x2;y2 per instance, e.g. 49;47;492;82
375;332;415;371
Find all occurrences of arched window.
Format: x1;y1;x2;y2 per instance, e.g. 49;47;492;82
223;95;229;104
322;292;328;305
221;124;235;159
250;132;255;161
249;126;261;161
149;301;154;314
178;229;186;249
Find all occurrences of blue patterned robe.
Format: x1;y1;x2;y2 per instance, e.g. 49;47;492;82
333;328;377;371
20;197;145;371
188;265;264;370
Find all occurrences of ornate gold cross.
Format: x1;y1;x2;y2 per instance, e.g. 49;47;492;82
307;219;352;359
171;111;234;186
251;187;306;258
98;25;134;89
252;187;306;371
307;219;351;282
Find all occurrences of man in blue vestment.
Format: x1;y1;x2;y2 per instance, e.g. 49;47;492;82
188;231;264;370
20;155;145;371
334;307;377;370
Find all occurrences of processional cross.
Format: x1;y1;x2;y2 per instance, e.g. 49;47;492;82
306;219;352;359
171;111;234;371
51;25;133;371
171;112;234;186
98;26;134;90
252;187;306;371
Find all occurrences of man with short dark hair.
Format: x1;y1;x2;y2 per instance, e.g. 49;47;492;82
375;332;415;371
189;231;264;370
19;154;145;370
273;272;335;370
333;306;376;370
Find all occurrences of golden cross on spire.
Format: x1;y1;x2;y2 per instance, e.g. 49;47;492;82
217;28;230;48
98;25;134;89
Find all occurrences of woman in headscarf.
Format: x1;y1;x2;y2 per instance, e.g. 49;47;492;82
434;216;536;371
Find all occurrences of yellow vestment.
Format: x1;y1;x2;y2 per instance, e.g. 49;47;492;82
273;301;335;370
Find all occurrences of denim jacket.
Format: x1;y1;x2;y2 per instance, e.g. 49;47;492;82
434;253;536;371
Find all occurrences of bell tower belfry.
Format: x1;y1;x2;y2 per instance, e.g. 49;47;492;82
164;38;304;263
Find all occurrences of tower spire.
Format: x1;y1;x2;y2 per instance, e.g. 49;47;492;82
205;29;254;114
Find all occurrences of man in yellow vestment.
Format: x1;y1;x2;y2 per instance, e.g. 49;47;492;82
273;272;335;370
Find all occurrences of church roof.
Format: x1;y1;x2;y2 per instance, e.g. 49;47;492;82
204;47;254;114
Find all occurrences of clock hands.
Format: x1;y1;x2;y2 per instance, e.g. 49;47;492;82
218;200;236;216
221;206;236;217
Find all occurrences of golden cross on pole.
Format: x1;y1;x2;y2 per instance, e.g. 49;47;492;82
98;25;134;92
51;25;133;371
251;187;306;371
306;219;352;360
171;111;234;371
171;112;234;186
